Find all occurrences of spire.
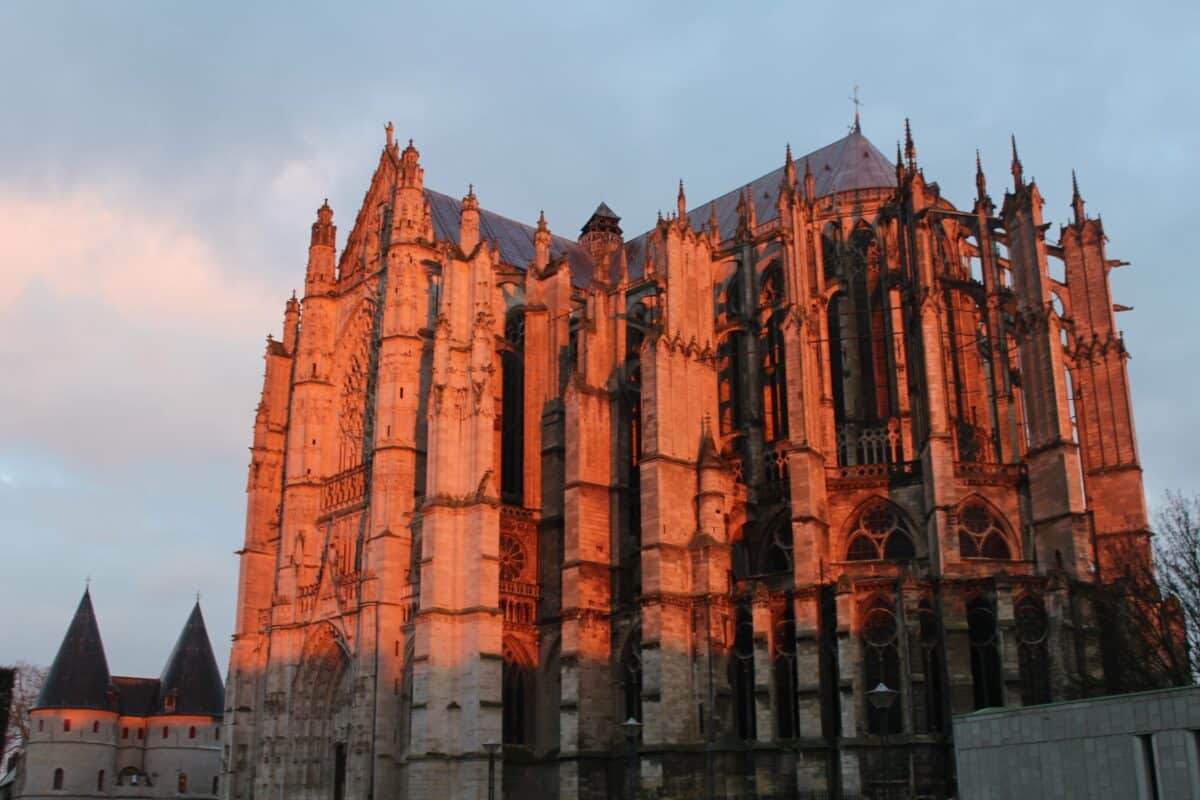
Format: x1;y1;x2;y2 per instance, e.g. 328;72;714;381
37;589;112;710
306;199;336;293
1010;134;1024;188
699;417;723;468
399;137;423;190
708;200;720;240
784;143;797;189
804;157;815;201
677;179;687;220
975;149;987;200
1071;169;1086;225
534;209;551;269
459;185;480;253
904;118;916;169
385;121;394;149
159;602;225;717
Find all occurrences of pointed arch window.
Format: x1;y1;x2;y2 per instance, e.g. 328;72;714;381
968;597;1003;709
502;640;534;745
917;600;946;733
845;501;916;562
731;601;757;741
957;502;1013;559
862;600;902;734
773;602;800;739
1015;595;1051;705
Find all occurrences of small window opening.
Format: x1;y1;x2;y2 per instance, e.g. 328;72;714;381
188;725;196;739
162;726;169;739
97;770;105;791
63;719;71;733
178;772;188;793
53;768;64;790
92;721;99;733
122;726;129;739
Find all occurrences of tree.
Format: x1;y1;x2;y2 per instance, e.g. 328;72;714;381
2;662;46;770
1150;490;1200;680
1098;491;1198;691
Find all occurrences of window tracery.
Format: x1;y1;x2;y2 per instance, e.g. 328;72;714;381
957;502;1013;559
498;533;526;583
845;501;916;561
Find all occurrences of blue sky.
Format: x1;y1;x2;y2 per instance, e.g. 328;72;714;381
2;1;1197;677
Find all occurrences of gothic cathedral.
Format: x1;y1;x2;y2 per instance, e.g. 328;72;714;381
223;118;1152;799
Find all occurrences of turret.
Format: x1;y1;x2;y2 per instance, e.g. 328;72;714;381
158;603;224;717
459;184;480;254
579;202;623;265
305;199;336;295
392;135;428;241
283;292;300;353
36;589;112;711
1071;170;1086;227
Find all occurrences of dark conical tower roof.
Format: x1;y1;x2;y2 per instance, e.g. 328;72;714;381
580;202;622;236
158;603;225;717
37;590;112;710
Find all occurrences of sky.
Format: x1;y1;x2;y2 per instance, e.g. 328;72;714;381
1;1;1197;678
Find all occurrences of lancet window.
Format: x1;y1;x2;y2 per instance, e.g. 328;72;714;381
1015;595;1051;705
826;226;900;465
967;597;1003;709
731;601;757;740
619;627;643;725
502;640;534;745
917;600;946;733
759;263;788;443
773;600;800;739
500;307;525;504
862;599;902;734
845;500;916;562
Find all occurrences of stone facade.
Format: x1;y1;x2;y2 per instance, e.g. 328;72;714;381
16;593;224;799
224;119;1153;799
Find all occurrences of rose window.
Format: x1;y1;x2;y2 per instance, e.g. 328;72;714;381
845;501;916;561
499;534;526;582
957;502;1012;559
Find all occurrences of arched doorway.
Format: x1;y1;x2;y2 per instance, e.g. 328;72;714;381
290;624;353;800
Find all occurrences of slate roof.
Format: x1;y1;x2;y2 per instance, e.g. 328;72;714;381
424;189;596;287
158;603;225;717
623;129;897;281
418;129;894;290
36;590;112;711
111;676;161;716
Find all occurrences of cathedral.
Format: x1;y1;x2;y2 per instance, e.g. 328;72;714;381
223;116;1152;799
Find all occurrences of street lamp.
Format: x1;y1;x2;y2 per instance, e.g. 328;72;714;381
621;717;643;799
483;740;500;800
866;682;899;797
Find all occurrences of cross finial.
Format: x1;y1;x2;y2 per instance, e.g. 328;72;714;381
849;85;863;133
85;574;91;589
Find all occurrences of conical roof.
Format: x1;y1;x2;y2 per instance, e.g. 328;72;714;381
37;590;112;710
158;603;225;717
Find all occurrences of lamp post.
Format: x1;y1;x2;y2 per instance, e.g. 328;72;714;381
867;682;898;798
483;740;500;800
621;717;643;799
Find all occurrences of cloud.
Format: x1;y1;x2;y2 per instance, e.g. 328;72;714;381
0;186;284;469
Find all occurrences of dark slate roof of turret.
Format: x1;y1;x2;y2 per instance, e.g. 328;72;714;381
424;189;595;287
158;603;225;717
591;202;620;221
622;129;896;281
36;590;112;710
